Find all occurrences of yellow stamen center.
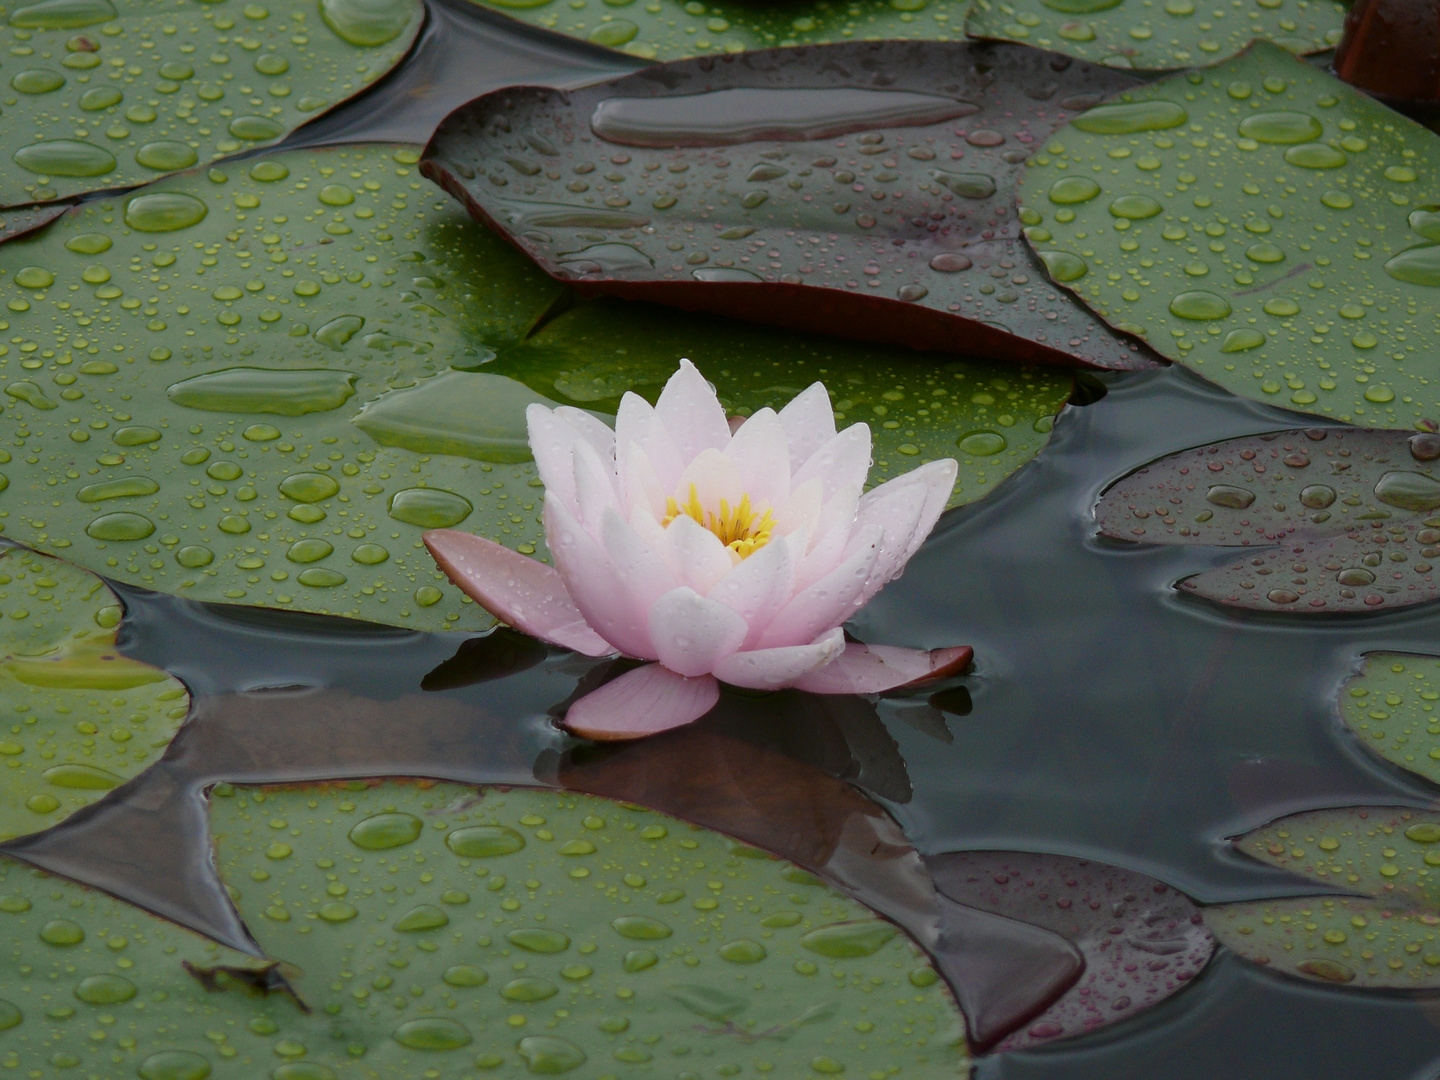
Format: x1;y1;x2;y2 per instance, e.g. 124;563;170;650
663;483;776;559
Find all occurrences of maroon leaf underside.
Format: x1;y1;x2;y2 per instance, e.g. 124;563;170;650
928;851;1214;1052
421;40;1162;371
1096;427;1440;613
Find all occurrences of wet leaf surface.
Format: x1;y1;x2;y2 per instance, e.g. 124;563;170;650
0;0;422;208
1019;43;1440;424
1206;805;1440;989
0;205;67;243
966;0;1345;71
211;779;969;1075
489;298;1073;509
465;0;971;62
1095;425;1440;612
929;850;1213;1051
0;545;188;841
423;41;1163;371
1339;653;1440;788
0;143;569;633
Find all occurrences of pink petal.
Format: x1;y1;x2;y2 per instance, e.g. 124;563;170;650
648;586;749;677
564;663;719;741
655;358;731;463
724;407;790;508
708;531;794;648
793;483;860;592
619;440;667;521
544;494;656;659
857;458;958;567
773;475;823;543
851;459;958;607
660;513;735;595
553;406;616;461
777;381;837;471
423;529;614;656
675;447;742;512
617;393;684;493
792;643;973;695
755;524;883;649
713;627;844;689
526;404;580;516
792;423;872;500
572;436;621;534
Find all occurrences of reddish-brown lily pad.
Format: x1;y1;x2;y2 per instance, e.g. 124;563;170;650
420;40;1162;371
929;851;1214;1051
1096;427;1440;613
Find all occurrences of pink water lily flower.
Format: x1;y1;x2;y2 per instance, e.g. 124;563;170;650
425;360;970;740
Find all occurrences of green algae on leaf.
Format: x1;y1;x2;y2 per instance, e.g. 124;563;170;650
210;780;968;1074
465;0;969;62
1206;806;1440;989
1095;426;1440;612
0;0;422;209
0;546;188;841
0;144;568;633
423;41;1161;371
490;298;1072;509
1340;653;1440;787
1019;43;1440;427
966;0;1344;71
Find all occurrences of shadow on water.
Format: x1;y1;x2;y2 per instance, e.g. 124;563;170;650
4;334;1440;1066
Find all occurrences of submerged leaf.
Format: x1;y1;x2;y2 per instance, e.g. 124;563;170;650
0;0;421;208
423;41;1160;371
0;547;188;840
967;0;1344;71
211;781;969;1073
1020;43;1440;426
1096;426;1440;612
930;851;1213;1050
1339;653;1440;787
1208;806;1440;989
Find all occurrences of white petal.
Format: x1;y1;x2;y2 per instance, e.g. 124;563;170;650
564;664;719;741
708;532;794;649
794;483;860;592
773;475;823;541
856;458;957;565
543;494;654;659
661;512;736;595
713;627;845;689
619;440;667;522
572;436;620;535
674;447;743;511
851;460;956;606
655;358;732;463
601;506;678;659
724;407;790;508
526;404;579;515
648;587;749;677
553;405;615;462
756;524;883;649
792;422;872;500
777;381;837;471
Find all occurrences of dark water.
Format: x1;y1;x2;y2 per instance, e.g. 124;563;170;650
6;3;1440;1076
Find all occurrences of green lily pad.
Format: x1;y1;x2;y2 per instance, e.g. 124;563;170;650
0;0;422;208
488;297;1072;509
1340;653;1440;786
0;545;188;841
1018;43;1440;427
966;0;1345;71
464;0;969;62
209;779;969;1075
0;143;570;633
0;204;68;243
1205;806;1440;989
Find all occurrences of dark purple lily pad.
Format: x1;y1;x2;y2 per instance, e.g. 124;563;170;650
420;40;1162;371
1207;806;1440;989
1097;427;1440;613
928;851;1214;1051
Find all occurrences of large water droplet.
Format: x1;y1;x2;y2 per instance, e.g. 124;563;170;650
957;430;1007;456
508;928;570;953
124;193;207;232
278;473;340;503
13;140;115;177
137;1051;211;1080
1072;100;1186;134
320;0;414;46
718;939;767;963
443;965;487;986
1283;143;1345;169
1221;328;1265;352
387;487;473;528
800;921;897;957
229;115;284;141
43;763;122;789
1300;484;1336;508
13;267;54;289
1374;470;1440;511
516;1036;586;1073
135;142;198;171
1205;484;1255;509
591;88;975;148
313;315;365;349
167;368;357;415
74;974;136;1004
1169;291;1231;320
39;918;85;945
352;372;557;464
1037;249;1087;282
286;539;334;564
692;266;763;282
1108;195;1162;219
1238;112;1323;144
1047;177;1100;205
502;977;559;1001
0;1002;20;1031
556;242;654;274
1385;243;1440;287
76;477;158;502
85;512;154;541
929;252;972;272
1039;0;1121;12
612;915;672;940
11;69;66;94
347;811;422;849
1409;206;1440;242
8;0;116;29
589;18;638;45
931;170;996;199
393;904;449;931
446;825;525;857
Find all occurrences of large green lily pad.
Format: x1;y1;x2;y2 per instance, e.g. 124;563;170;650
966;0;1345;72
0;0;422;208
1206;806;1440;989
1018;43;1440;427
489;298;1072;509
0;545;188;842
210;779;969;1076
1340;653;1440;787
0;143;570;633
465;0;969;62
